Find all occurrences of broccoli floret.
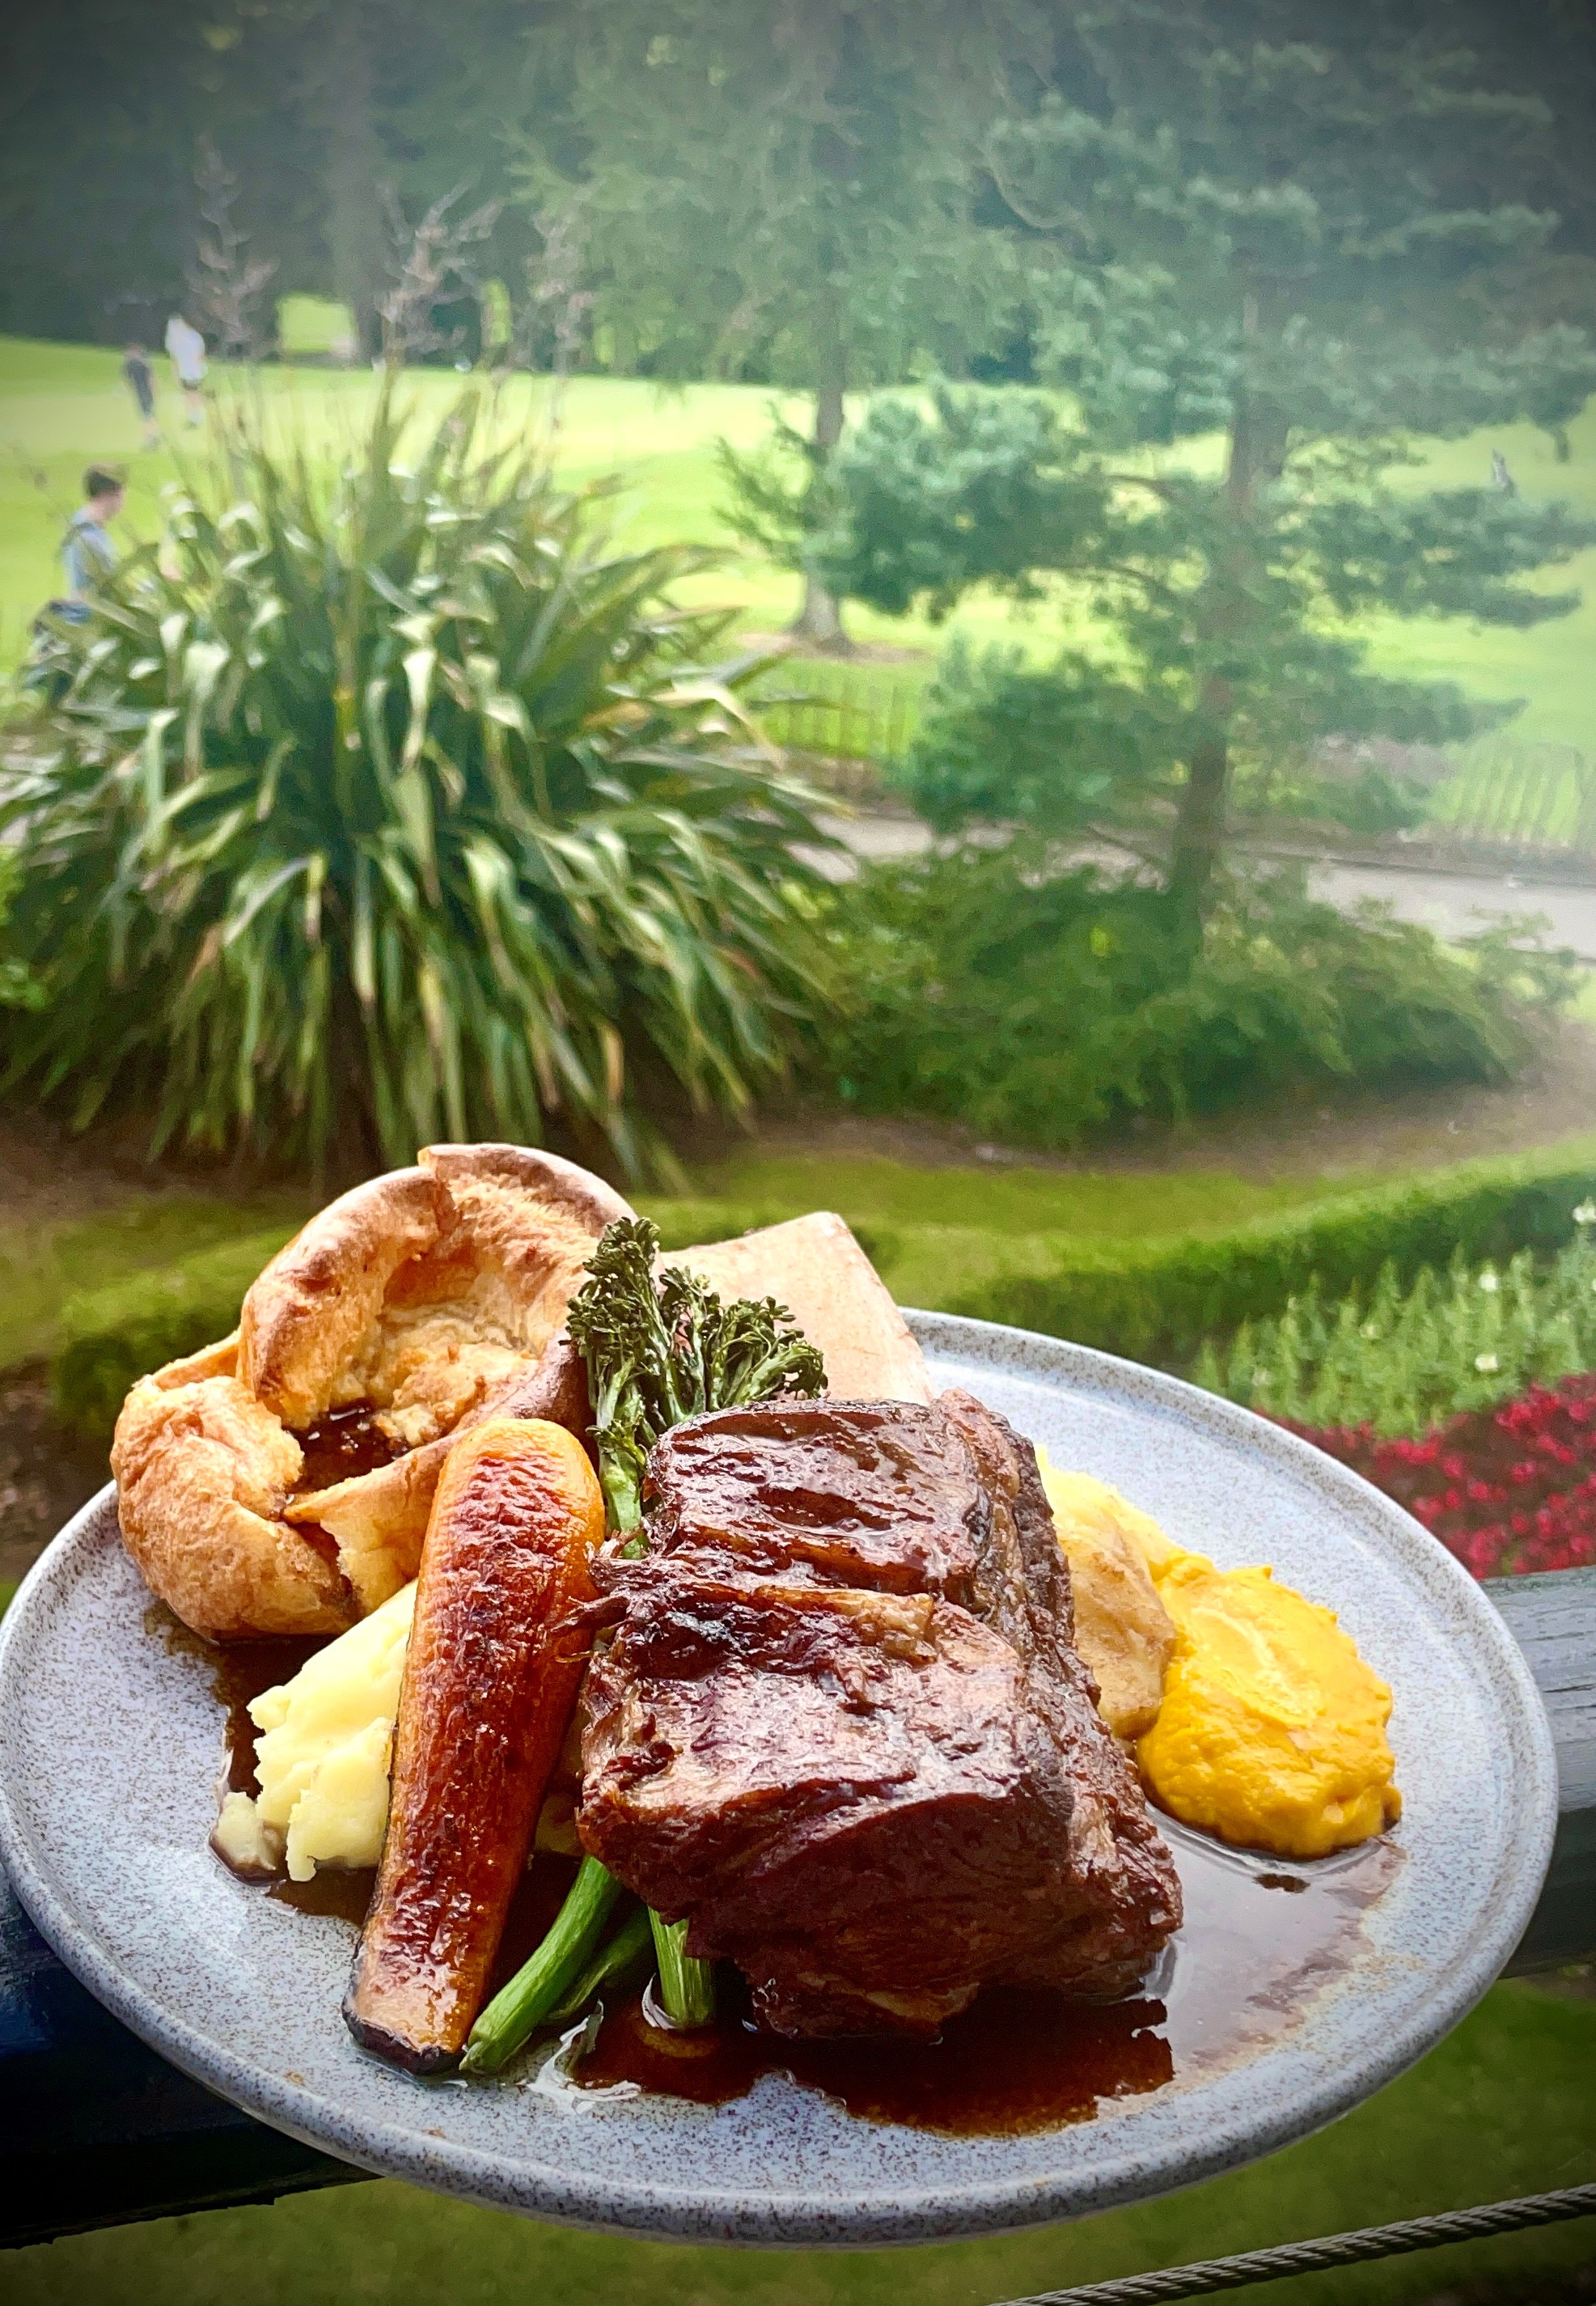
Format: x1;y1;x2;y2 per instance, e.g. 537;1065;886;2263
565;1216;825;1540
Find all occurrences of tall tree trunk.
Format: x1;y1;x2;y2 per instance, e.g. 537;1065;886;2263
1168;697;1230;937
790;374;849;651
321;4;386;362
1168;352;1272;935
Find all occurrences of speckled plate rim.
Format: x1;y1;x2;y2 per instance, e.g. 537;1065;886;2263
0;1312;1559;2249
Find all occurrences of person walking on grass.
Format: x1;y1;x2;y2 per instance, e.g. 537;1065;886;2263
121;343;159;446
59;465;125;621
164;312;207;424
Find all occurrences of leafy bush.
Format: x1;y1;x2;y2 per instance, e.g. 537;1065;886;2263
1;384;831;1176
1192;1227;1596;1438
895;637;1171;839
0;849;43;1015
817;850;1576;1150
52;1227;296;1441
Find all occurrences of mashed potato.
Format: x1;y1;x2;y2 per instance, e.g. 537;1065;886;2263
210;1573;584;1880
1033;1447;1399;1859
1137;1554;1401;1860
215;1579;417;1882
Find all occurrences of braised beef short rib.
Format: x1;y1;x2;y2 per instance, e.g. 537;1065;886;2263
578;1394;1182;2037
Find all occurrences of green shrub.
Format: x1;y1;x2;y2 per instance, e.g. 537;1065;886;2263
816;850;1577;1151
0;847;44;1015
1192;1225;1596;1436
2;383;831;1177
52;1229;294;1441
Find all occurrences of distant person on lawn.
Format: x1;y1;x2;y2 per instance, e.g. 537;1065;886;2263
122;343;159;445
59;465;125;621
164;312;207;424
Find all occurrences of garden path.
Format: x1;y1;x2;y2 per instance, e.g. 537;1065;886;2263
822;810;1596;959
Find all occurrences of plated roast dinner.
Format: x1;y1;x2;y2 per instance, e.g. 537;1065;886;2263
107;1142;1402;2110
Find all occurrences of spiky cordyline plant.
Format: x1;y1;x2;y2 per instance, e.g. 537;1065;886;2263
2;384;832;1176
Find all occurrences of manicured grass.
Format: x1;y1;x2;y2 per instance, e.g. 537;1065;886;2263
682;1151;1337;1239
2;337;1592;756
0;1156;1348;1382
8;1980;1592;2305
638;1152;1351;1315
0;1191;311;1371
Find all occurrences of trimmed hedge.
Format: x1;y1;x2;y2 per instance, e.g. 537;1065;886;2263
47;1143;1596;1442
52;1229;295;1443
941;1149;1596;1367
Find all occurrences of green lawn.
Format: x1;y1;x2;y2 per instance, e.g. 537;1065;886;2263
678;1151;1337;1238
8;1978;1593;2306
0;1155;1335;1377
0;1189;313;1372
3;337;1593;756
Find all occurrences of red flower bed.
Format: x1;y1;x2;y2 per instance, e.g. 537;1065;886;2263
1284;1373;1596;1580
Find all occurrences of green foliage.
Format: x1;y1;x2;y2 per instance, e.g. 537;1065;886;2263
1192;1227;1596;1438
522;6;1044;393
815;389;1100;620
900;634;1175;837
0;384;832;1176
0;847;44;1015
51;1228;295;1442
817;850;1577;1148
716;416;837;580
0;0;545;353
822;384;1585;859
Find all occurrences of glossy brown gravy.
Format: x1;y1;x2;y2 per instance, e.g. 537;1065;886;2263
292;1406;404;1495
557;1826;1399;2135
205;1638;1400;2139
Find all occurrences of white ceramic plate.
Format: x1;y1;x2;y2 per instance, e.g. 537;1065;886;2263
0;1314;1556;2246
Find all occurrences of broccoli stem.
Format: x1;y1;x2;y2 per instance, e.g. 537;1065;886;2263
543;1901;654;2029
650;1910;718;2028
459;1856;620;2075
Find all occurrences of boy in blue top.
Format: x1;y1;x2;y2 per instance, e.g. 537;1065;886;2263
59;466;125;621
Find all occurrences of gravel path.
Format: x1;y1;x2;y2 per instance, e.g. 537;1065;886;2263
818;809;1596;960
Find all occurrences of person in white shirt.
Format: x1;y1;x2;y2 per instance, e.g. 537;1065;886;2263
165;313;207;425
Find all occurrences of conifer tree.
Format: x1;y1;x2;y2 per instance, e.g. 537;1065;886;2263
818;2;1596;922
523;1;1049;646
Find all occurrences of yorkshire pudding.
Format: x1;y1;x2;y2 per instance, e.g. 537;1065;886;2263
112;1145;632;1639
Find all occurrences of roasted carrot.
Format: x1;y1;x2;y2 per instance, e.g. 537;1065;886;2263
344;1416;605;2071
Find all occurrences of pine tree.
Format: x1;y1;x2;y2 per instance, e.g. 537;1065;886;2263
523;1;1051;646
818;1;1596;921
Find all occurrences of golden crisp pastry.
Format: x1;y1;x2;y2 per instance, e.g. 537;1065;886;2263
112;1144;632;1639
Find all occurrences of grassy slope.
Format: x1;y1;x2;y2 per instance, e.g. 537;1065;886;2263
0;1157;1329;1374
9;1980;1592;2306
0;1191;313;1371
3;337;1592;752
17;1131;1596;1376
681;1151;1333;1236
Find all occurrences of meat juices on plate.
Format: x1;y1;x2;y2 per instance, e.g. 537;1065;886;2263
579;1393;1183;2040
